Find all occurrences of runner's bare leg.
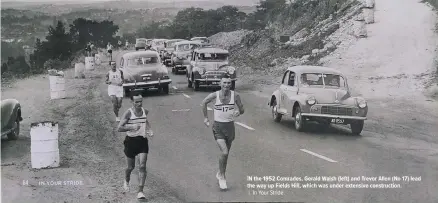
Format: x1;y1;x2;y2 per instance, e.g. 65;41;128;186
137;153;148;193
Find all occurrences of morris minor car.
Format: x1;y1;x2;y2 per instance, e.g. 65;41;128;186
119;51;171;95
171;41;202;73
268;66;368;135
187;47;236;91
1;99;23;140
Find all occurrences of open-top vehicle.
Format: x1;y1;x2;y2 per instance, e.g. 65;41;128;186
1;99;23;140
119;51;171;96
171;40;202;73
268;65;368;135
187;47;236;91
162;39;185;66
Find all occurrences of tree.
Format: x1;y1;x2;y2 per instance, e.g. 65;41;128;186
44;21;73;61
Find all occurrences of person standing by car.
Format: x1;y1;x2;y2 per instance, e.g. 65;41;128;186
117;94;153;200
107;42;113;61
106;61;124;121
201;75;245;190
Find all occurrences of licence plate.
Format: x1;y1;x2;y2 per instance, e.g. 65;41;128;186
143;77;151;80
331;119;344;124
212;82;219;85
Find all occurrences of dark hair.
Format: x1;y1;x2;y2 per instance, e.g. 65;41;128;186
130;92;142;101
109;61;116;65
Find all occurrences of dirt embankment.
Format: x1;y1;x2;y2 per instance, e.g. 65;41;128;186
1;51;182;203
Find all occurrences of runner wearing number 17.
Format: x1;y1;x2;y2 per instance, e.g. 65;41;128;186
201;75;245;190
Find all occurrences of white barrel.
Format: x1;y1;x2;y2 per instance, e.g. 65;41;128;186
30;121;60;169
85;57;95;70
353;20;367;38
49;75;66;99
94;54;101;65
74;63;85;78
363;8;374;24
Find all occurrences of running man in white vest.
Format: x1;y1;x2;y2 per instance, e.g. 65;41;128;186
107;42;113;61
201;75;245;190
117;94;153;200
106;61;124;121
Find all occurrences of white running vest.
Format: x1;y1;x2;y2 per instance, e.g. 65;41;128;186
214;90;236;122
108;70;122;85
126;108;147;137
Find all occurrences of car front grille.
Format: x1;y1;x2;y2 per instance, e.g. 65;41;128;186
321;106;353;116
206;71;226;75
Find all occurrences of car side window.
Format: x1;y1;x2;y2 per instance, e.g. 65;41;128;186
288;71;296;86
282;71;290;85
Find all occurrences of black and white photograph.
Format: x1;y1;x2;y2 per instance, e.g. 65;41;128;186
1;0;438;202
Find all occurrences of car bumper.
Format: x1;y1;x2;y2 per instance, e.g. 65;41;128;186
195;78;237;86
123;79;172;89
174;65;188;70
300;113;367;120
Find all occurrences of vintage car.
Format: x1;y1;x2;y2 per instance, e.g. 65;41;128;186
119;51;172;95
190;37;210;44
1;99;23;140
268;66;368;135
187;47;236;91
135;38;148;51
171;40;202;73
151;39;167;56
161;39;185;66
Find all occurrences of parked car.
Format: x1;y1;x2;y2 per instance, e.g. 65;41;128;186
187;47;236;91
190;37;210;44
1;99;23;140
162;39;185;66
268;66;368;135
171;41;202;74
135;38;148;51
119;51;172;95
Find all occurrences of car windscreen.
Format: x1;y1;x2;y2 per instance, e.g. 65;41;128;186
300;73;346;88
136;39;146;43
127;57;159;66
177;44;200;51
199;53;228;61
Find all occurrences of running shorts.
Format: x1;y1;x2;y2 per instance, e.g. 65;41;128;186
108;85;123;98
123;136;149;158
212;121;235;142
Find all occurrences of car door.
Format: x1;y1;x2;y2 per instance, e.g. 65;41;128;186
280;71;298;115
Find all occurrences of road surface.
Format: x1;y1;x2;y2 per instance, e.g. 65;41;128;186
2;50;438;202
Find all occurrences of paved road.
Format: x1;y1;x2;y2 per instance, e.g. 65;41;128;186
107;51;438;202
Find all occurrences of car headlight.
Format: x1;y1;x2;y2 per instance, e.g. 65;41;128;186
198;67;205;75
227;66;236;75
307;96;316;105
357;98;367;108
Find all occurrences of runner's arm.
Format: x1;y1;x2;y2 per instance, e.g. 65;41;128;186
120;70;124;86
201;93;216;118
117;110;136;132
145;109;151;130
235;92;245;115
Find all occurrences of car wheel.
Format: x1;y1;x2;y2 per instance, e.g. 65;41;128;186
123;88;130;97
7;120;20;140
194;80;200;91
294;106;305;132
162;85;169;94
136;48;139;51
350;120;364;135
271;100;282;122
231;81;236;90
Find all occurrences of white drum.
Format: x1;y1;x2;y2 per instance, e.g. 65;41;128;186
30;121;60;169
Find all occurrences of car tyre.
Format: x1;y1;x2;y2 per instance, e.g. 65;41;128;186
7;120;20;140
294;106;305;132
162;85;169;94
194;80;200;91
271;100;282;122
350;120;364;135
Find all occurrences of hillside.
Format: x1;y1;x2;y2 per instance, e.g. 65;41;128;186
209;0;438;101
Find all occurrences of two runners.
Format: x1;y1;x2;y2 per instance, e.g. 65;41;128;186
106;61;124;121
201;75;245;190
117;94;154;200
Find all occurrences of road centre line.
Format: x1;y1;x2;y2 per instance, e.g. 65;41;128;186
300;149;338;163
172;86;178;90
182;93;191;98
235;122;255;131
172;109;190;112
